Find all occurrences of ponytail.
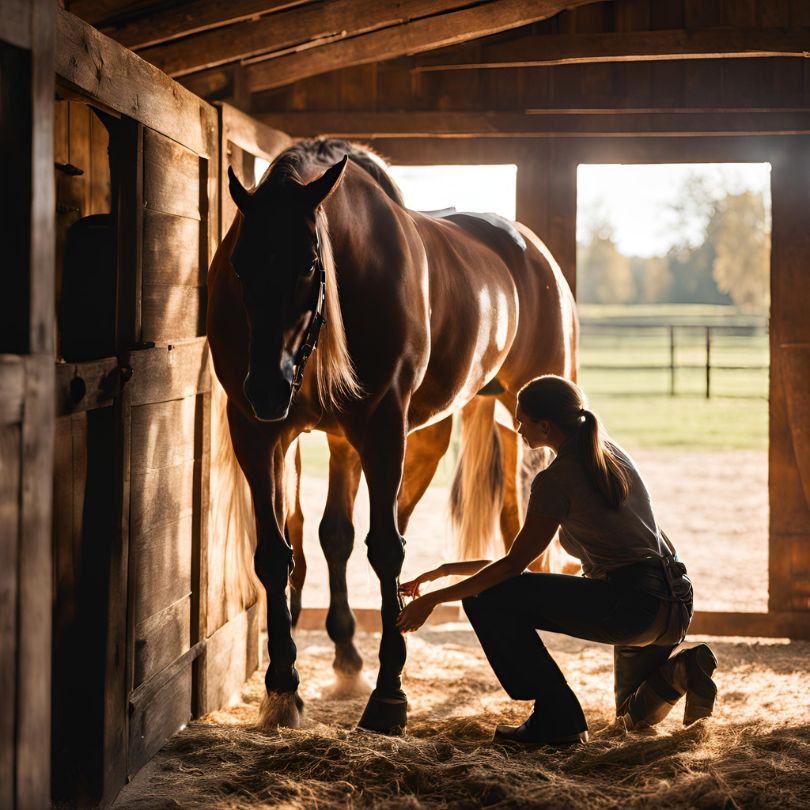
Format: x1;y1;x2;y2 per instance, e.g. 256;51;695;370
579;409;631;509
518;375;631;510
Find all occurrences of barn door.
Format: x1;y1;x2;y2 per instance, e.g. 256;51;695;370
124;121;217;778
196;103;292;713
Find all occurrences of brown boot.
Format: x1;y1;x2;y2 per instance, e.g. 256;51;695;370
621;644;717;729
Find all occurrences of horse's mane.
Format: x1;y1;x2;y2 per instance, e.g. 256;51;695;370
261;138;405;206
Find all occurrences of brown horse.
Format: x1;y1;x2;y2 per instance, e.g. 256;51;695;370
207;140;577;734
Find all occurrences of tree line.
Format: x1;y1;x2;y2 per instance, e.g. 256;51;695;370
577;177;770;313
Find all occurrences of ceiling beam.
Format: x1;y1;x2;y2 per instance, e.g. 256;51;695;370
245;0;596;92
138;0;479;77
411;27;810;71
256;109;810;138
101;0;310;50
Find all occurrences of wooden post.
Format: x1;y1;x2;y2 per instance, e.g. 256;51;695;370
705;325;712;399
669;325;676;396
769;137;810;614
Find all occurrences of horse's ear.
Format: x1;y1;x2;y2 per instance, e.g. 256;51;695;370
228;166;252;213
303;155;348;209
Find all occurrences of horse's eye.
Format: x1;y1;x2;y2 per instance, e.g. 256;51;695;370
301;260;317;276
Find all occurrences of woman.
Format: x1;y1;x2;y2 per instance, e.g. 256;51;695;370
396;375;717;747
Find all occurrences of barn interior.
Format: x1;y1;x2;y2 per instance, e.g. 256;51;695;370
3;1;810;808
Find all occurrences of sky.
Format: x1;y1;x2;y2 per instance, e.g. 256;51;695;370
388;162;771;259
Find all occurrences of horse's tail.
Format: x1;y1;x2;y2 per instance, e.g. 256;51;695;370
208;368;259;619
449;396;505;560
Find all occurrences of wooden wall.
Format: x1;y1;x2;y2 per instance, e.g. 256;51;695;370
0;2;55;810
49;10;268;806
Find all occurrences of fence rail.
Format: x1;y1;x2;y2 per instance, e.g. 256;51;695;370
580;322;769;399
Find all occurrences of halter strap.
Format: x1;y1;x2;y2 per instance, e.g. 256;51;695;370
292;231;327;391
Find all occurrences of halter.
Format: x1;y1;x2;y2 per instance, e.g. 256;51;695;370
292;230;327;391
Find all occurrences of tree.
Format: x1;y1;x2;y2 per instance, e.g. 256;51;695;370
577;217;636;305
711;191;770;313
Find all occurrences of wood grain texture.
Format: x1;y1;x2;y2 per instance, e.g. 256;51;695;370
56;8;215;157
142;0;477;77
0;424;21;810
134;597;191;687
131;396;199;471
143;129;201;220
143;211;203;287
129;340;211;407
142;285;206;344
0;358;25;425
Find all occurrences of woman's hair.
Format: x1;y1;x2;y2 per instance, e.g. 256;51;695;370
517;374;631;509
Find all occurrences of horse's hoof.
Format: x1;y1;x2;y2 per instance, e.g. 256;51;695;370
257;689;304;730
356;689;408;734
325;669;373;700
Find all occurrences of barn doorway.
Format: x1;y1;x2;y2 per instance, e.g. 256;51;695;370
576;162;772;614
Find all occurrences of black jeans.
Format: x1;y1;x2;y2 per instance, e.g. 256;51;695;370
462;570;688;734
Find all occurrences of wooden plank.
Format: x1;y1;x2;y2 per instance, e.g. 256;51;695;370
193;391;211;651
257;109;810;137
412;28;810;72
134;597;191;687
143;211;202;287
88;110;111;215
54;356;121;416
128;664;192;777
198;609;253;713
0;358;25;425
245;0;598;91
129;340;211;407
131;460;197;539
0;424;20;810
143;129;201;221
219;102;292;161
689;610;810;639
131;397;199;471
104;0;308;50
17;354;55;810
142;285;206;345
142;0;484;77
132;514;194;626
56;9;215;157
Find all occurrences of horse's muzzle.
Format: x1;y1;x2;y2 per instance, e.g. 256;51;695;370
243;373;293;422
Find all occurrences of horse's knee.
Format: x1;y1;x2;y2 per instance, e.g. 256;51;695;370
319;514;354;562
254;540;293;591
366;532;405;580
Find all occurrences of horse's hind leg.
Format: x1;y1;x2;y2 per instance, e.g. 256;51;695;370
320;433;368;698
397;417;453;535
228;404;302;729
285;441;305;628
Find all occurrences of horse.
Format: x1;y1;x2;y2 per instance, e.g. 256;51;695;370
206;139;577;734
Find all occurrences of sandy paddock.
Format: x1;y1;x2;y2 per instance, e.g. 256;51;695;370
113;449;804;808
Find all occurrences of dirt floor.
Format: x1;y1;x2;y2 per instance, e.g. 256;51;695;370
113;449;790;809
114;626;810;809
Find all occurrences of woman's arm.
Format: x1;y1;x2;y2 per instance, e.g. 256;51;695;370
396;513;560;631
399;559;492;598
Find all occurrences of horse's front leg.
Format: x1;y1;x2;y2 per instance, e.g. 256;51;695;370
353;395;409;734
227;404;302;729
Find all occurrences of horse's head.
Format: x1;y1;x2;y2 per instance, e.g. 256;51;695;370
228;156;348;422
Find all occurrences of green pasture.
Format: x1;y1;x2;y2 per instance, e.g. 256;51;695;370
298;305;768;477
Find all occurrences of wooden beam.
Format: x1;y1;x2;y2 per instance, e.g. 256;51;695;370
138;0;478;78
411;27;810;72
0;0;31;49
55;9;216;157
257;109;810;138
245;0;596;92
102;0;308;50
689;611;810;640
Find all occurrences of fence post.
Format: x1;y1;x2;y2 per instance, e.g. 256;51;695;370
705;326;712;399
669;325;676;396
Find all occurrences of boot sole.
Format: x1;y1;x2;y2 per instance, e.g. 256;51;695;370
684;644;717;726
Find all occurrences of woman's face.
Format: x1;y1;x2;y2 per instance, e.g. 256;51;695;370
515;403;552;449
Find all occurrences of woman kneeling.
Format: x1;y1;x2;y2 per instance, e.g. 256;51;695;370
396;374;717;747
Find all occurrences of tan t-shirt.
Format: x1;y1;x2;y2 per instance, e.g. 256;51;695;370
527;439;665;579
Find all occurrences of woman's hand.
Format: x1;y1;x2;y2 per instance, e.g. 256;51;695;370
398;566;442;599
396;594;436;633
